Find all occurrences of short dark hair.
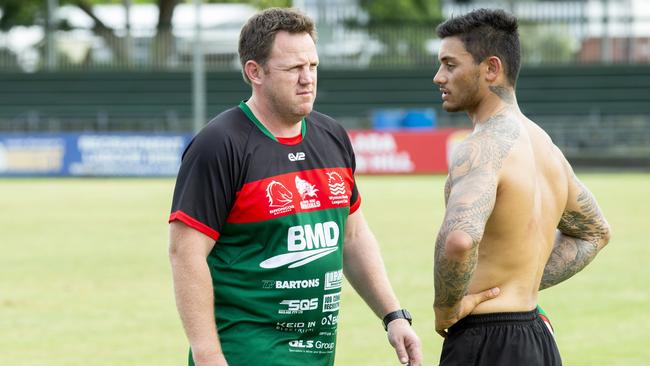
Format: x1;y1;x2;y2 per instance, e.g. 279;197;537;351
238;8;317;84
436;8;520;86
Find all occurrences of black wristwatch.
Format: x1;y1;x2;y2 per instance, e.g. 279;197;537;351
382;309;412;331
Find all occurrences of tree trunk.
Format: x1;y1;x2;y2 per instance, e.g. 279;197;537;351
73;0;128;64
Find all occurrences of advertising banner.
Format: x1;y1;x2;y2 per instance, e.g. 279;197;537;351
0;133;192;177
0;134;69;176
348;128;470;174
0;129;470;177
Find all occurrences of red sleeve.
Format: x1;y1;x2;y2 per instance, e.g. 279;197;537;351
169;210;220;241
349;195;361;214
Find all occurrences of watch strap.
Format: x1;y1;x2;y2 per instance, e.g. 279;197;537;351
382;309;412;331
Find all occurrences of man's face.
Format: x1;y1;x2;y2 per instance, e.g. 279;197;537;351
261;31;318;120
433;36;481;112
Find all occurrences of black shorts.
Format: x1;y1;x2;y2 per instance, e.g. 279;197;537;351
439;308;562;366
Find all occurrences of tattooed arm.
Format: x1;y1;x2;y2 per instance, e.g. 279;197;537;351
433;115;518;336
434;141;495;309
540;163;611;290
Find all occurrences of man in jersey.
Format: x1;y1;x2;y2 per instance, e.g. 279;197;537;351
431;9;611;365
168;8;421;366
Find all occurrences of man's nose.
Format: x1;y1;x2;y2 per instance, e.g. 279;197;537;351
300;67;315;84
433;70;445;86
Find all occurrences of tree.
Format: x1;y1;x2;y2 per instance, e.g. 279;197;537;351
0;0;43;30
359;0;442;25
208;0;291;9
152;0;180;67
355;0;443;67
0;0;180;66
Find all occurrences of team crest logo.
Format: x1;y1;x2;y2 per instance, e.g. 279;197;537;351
326;171;349;206
266;181;295;216
295;176;318;200
295;176;321;210
267;181;293;207
326;172;346;195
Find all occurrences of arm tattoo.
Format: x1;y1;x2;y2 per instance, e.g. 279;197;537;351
434;114;520;307
557;180;609;242
444;176;452;206
489;85;515;105
540;176;610;290
539;233;597;290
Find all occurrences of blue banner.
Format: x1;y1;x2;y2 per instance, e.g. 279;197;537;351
0;133;192;177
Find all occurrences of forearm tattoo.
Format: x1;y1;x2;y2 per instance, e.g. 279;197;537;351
557;179;609;243
539;234;597;290
540;177;609;290
434;114;520;307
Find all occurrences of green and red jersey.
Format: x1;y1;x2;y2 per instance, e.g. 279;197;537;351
169;102;360;365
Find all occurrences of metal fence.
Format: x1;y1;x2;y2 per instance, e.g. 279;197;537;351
1;1;650;72
431;111;650;161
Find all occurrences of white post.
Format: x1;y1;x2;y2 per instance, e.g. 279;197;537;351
123;0;133;68
192;0;206;133
46;0;59;70
601;0;612;63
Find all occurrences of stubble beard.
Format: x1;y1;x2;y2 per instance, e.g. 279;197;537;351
442;70;481;113
266;87;312;123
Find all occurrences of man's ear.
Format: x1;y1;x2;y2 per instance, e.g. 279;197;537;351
244;60;265;85
484;56;503;83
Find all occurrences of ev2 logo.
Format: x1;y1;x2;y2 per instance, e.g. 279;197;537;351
288;152;306;161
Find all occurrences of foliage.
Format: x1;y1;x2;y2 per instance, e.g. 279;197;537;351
0;0;180;66
353;0;443;67
207;0;291;9
0;0;173;29
359;0;442;25
519;23;579;64
0;0;43;29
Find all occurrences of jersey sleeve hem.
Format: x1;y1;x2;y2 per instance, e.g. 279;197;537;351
350;196;361;215
169;210;220;241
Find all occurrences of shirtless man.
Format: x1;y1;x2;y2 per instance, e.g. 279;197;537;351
432;9;611;365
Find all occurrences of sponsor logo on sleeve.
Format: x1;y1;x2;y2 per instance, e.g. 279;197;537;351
322;292;341;313
324;270;343;290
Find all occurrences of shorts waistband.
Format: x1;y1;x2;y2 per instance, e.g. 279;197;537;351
448;308;539;334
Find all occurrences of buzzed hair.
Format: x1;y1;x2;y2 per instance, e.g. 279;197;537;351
436;8;520;86
238;7;317;84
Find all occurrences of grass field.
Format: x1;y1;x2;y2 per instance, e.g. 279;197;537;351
1;173;649;365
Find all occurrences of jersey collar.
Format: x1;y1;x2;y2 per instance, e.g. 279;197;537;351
239;101;307;143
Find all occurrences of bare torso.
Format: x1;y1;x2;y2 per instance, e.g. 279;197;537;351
449;112;569;314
